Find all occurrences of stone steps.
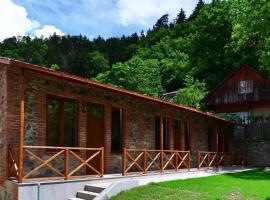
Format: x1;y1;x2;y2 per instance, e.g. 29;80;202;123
68;185;105;200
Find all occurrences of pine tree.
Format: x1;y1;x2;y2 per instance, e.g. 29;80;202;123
189;0;205;21
153;14;169;31
175;8;186;24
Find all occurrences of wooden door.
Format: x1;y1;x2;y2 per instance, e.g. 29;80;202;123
86;103;104;173
173;120;181;150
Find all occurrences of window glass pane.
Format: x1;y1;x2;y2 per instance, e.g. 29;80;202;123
239;80;253;94
47;98;60;146
63;101;77;147
111;107;122;152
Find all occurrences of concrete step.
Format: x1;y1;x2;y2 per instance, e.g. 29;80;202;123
68;198;85;200
76;190;98;200
84;185;105;193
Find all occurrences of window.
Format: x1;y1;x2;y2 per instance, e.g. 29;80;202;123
47;97;78;147
238;80;253;94
184;122;190;151
217;128;224;152
163;117;170;150
111;107;123;152
155;116;170;150
207;127;215;151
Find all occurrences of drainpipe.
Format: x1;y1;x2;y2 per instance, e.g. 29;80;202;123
37;183;41;200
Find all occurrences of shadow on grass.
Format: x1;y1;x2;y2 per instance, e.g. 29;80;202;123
224;168;270;180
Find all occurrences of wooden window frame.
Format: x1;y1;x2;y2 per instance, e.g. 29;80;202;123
46;95;79;147
238;80;253;94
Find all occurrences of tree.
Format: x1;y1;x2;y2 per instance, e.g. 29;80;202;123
95;57;162;96
175;8;186;24
189;0;205;21
87;51;109;78
172;75;207;109
230;0;270;75
153;14;169;31
188;0;233;89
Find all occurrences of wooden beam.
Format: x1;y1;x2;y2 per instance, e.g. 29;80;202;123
18;69;25;183
215;126;219;153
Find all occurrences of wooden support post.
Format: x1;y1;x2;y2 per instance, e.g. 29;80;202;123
18;69;25;183
207;152;210;169
160;112;163;151
160;110;164;173
188;151;191;171
215;126;219;153
101;147;104;177
175;151;178;171
143;149;147;174
64;148;69;180
197;150;200;170
122;148;126;176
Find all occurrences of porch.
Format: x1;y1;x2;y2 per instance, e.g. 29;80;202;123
12;166;250;200
7;144;238;183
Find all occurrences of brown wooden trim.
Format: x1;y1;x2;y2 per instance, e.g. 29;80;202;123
18;69;24;183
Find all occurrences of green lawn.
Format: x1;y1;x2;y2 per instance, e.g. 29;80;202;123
111;169;270;200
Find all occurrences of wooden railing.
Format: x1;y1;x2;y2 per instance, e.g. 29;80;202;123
7;145;19;180
8;145;104;182
122;148;190;176
197;151;224;169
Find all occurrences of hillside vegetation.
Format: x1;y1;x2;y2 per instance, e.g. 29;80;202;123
1;0;269;109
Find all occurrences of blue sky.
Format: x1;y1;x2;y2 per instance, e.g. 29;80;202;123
0;0;211;41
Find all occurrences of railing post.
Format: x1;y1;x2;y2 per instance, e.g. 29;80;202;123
188;151;191;171
175;151;178;171
122;148;126;176
160;150;164;173
197;150;200;170
101;147;104;177
143;149;147;174
64;148;69;180
216;152;219;168
207;152;210;169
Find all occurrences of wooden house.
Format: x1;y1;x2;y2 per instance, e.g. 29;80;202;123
203;65;270;124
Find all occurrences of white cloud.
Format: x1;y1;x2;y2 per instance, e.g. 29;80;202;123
34;25;64;38
117;0;206;27
0;0;39;41
0;0;64;41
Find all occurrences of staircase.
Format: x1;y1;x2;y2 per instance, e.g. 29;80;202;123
68;185;105;200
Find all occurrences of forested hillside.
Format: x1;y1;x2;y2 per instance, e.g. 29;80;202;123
1;0;269;109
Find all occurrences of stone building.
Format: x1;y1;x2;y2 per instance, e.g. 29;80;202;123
0;57;235;200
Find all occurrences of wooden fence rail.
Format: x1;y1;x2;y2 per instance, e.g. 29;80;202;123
8;145;104;183
122;148;190;176
197;151;224;169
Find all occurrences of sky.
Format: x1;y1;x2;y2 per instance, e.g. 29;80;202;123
0;0;211;41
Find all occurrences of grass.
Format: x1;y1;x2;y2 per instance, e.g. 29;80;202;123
111;169;270;200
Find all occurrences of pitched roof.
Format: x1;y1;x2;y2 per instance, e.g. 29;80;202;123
0;57;234;124
202;64;270;103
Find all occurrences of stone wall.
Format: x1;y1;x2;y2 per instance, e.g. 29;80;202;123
4;66;234;180
246;140;270;166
